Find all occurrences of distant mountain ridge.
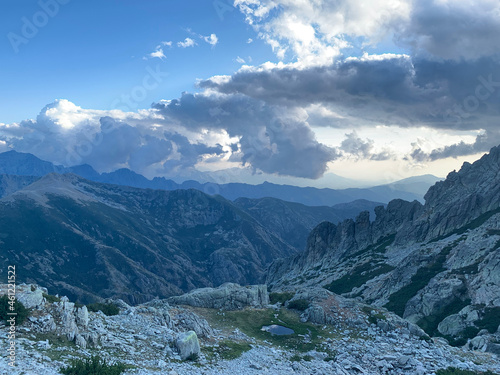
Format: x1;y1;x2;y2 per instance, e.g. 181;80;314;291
0;150;441;205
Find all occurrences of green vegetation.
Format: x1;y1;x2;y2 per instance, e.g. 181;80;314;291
87;302;119;316
43;293;61;303
287;299;310;311
200;307;328;352
350;234;396;258
269;292;295;305
436;367;498;375
184;353;200;362
0;295;30;325
211;340;252;360
385;238;463;317
325;262;395;294
290;354;313;362
59;355;127;375
362;307;387;325
476;307;500;333
417;298;471;337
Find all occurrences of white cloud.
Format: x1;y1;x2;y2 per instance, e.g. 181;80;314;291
247;38;253;44
234;0;411;67
148;48;166;60
235;56;246;64
177;38;197;48
202;33;218;47
234;0;500;65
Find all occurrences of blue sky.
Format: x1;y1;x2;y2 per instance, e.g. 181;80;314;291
0;0;276;122
1;0;499;186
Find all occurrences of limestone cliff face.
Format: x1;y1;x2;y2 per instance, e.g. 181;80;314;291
268;146;500;349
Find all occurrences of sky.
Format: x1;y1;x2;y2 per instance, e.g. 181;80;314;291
1;0;500;187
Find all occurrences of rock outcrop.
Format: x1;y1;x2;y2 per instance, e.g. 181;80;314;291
268;146;500;353
167;283;269;310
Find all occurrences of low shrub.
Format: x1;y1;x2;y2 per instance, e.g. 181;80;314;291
436;367;498;375
43;293;61;303
59;355;126;375
86;302;119;316
287;299;310;311
0;295;30;325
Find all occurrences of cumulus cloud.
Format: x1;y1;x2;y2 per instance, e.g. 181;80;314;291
152;92;340;178
235;0;500;64
235;0;411;66
0;97;342;179
148;48;166;60
202;33;218;47
0;100;228;175
177;38;197;48
410;130;500;162
340;131;394;161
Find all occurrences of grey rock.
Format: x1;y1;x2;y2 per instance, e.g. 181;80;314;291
175;331;200;360
168;283;269;310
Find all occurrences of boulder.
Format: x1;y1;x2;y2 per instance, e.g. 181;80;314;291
438;314;467;336
175;331;200;360
168;283;269;310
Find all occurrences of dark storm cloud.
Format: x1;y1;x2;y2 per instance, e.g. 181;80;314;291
199;56;500;132
396;0;500;60
153;93;340;179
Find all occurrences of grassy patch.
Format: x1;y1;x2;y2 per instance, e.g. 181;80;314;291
210;340;252;360
59;355;127;375
325;263;395;294
269;292;294;305
200;307;329;352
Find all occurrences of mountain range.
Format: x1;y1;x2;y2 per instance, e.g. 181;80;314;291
0;150;441;205
0;172;382;304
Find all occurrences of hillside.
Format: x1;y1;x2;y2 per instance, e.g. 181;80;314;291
268;145;500;352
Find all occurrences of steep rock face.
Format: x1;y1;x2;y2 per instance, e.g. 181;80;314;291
268;146;500;349
233;197;384;250
268;199;423;286
0;174;295;304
